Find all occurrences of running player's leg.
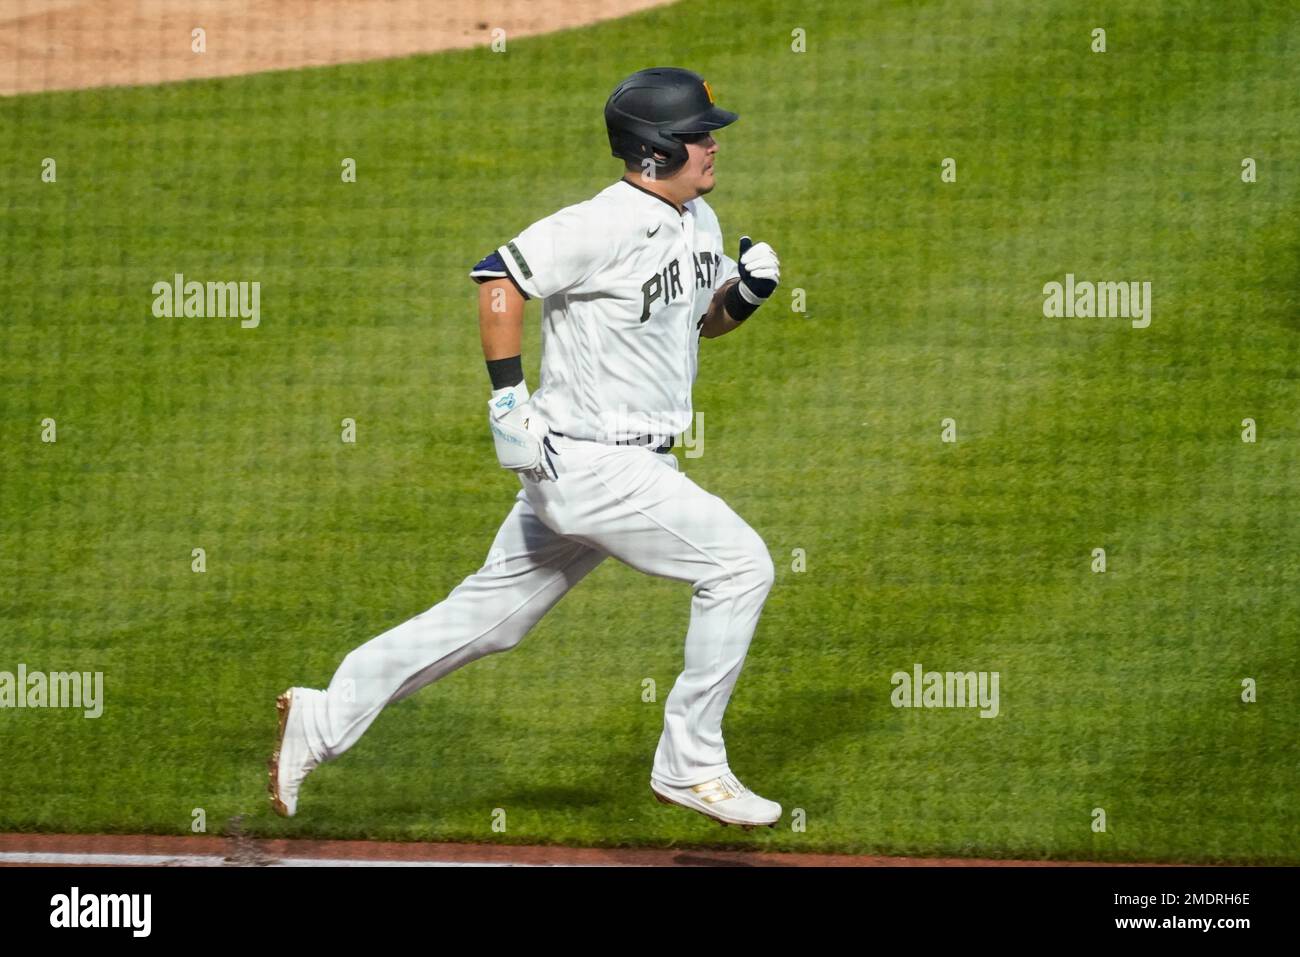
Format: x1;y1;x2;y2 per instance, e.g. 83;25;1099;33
295;489;606;762
526;438;775;788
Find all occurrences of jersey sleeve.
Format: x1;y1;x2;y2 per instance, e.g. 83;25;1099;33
714;250;739;290
468;249;532;300
693;198;738;291
492;201;611;300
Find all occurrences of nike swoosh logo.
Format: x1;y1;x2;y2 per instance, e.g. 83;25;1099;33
647;225;662;238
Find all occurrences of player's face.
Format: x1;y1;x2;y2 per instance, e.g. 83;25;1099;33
678;134;719;197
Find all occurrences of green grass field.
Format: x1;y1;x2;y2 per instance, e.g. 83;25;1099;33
1;0;1296;863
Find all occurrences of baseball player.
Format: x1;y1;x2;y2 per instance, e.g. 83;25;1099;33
270;67;784;829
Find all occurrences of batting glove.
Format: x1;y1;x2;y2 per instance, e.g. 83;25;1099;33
488;382;558;482
736;235;780;305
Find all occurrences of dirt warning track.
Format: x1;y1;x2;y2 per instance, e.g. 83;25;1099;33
0;833;1163;867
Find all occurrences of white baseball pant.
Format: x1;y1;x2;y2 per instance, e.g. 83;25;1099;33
293;431;775;787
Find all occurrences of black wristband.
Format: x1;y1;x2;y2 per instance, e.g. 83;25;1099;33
724;283;760;322
486;355;524;390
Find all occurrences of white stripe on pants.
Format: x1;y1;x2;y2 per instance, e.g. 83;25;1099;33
298;432;775;787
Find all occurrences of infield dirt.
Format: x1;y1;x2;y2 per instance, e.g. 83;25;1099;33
1;0;677;96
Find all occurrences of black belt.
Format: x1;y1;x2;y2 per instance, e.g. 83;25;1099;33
550;431;674;454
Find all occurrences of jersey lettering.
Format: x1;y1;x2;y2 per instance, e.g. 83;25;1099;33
694;251;716;289
639;259;684;323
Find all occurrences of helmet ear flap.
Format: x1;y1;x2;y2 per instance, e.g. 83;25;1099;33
609;129;687;176
642;139;688;176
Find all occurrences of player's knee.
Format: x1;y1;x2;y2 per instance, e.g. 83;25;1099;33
749;542;776;594
717;533;774;596
477;626;529;655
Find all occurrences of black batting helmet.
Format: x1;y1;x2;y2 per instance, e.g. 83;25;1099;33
605;67;738;176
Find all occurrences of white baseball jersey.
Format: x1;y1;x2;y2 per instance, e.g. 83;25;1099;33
471;179;738;443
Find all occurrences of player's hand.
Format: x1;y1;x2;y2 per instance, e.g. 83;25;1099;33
487;383;559;482
736;236;780;305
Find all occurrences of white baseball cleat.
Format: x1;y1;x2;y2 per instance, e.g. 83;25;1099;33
650;772;781;829
268;688;320;818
